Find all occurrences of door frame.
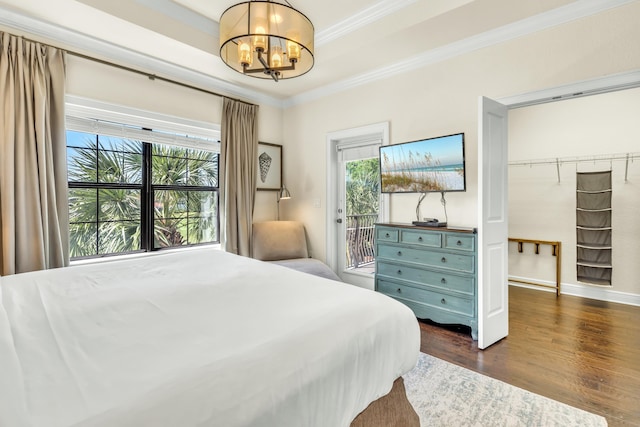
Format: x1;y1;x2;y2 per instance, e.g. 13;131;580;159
326;122;390;289
477;69;640;348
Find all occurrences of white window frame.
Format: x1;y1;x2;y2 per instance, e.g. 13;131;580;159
65;95;223;263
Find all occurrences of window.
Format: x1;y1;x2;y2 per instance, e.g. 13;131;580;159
66;120;219;259
151;144;218;249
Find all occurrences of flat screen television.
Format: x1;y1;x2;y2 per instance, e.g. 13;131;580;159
379;132;466;193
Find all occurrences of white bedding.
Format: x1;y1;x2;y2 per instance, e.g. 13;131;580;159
0;248;419;427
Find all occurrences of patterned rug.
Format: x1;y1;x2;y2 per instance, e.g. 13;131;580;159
403;353;608;427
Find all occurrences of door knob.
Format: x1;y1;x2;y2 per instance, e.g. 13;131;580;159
336;218;342;223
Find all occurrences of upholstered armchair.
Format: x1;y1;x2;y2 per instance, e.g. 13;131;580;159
252;221;341;281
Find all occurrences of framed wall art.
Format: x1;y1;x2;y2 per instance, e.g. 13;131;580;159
257;142;282;191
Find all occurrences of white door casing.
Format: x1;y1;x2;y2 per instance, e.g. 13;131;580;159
477;96;509;349
326;122;389;289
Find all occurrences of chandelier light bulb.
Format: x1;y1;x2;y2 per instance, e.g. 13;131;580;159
270;46;283;68
286;40;300;62
238;40;252;66
253;25;267;51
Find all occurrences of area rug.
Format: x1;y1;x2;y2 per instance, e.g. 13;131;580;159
403;353;608;427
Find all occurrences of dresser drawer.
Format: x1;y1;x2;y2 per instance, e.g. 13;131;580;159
376;227;399;243
400;229;441;248
444;234;475;252
377;280;474;317
376;261;474;295
376;245;475;273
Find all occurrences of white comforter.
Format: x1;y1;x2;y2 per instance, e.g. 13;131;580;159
0;248;419;427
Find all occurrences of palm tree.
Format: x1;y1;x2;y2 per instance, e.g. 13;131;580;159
346;157;380;216
67;133;217;257
151;144;218;248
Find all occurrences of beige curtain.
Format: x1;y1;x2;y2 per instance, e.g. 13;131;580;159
220;97;258;256
0;33;69;275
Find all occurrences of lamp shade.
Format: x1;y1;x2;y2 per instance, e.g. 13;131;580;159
278;186;291;200
219;1;314;80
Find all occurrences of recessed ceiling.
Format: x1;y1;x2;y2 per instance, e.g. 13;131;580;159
1;0;623;104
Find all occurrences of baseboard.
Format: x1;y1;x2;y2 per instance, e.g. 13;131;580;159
508;275;640;307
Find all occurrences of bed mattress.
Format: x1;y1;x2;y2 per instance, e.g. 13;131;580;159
0;248;419;427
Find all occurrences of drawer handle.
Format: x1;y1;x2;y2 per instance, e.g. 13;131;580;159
441;298;446;304
441;278;447;284
397;288;402;294
397;270;402;275
457;240;462;246
418;236;423;242
385;233;390;238
441;257;447;263
397;251;403;256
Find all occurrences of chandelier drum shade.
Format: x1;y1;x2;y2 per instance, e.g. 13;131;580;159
219;0;314;82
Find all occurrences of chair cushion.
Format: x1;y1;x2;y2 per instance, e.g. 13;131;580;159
252;221;309;261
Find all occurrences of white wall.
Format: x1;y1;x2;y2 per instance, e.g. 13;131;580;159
282;2;640;272
508;87;640;298
59;2;640;303
65;55;283;222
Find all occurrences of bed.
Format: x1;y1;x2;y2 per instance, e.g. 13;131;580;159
0;247;420;427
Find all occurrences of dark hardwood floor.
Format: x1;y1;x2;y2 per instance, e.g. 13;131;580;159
419;286;640;427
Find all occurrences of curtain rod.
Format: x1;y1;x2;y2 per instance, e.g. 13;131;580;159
12;32;254;106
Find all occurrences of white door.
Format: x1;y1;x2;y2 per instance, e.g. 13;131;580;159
477;96;509;349
326;122;390;289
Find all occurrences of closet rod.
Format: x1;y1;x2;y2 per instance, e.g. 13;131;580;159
13;32;254;106
509;152;639;167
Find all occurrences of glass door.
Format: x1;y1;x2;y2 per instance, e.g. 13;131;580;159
343;157;379;274
336;140;382;282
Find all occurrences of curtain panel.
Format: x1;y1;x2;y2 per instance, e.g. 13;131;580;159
220;97;258;256
0;33;69;275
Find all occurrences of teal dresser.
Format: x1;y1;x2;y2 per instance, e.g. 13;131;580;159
374;223;478;339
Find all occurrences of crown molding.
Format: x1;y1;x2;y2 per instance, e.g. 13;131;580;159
285;0;637;108
1;0;635;110
0;4;284;108
499;69;640;108
135;0;218;36
315;0;417;46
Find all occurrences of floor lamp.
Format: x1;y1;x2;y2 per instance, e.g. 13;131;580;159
277;185;291;220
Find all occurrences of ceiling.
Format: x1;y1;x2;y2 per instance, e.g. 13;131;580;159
0;0;629;105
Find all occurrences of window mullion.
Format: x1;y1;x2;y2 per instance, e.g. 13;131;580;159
142;142;153;251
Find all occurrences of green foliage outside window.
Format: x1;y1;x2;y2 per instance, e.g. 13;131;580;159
67;131;218;258
345;157;380;216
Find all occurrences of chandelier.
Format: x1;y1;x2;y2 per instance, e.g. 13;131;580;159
219;0;314;82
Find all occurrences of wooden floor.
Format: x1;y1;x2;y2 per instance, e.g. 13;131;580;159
419;286;640;427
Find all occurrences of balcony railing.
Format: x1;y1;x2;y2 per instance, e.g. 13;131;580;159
346;214;378;270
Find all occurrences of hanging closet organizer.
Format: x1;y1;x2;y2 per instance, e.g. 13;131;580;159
576;171;612;286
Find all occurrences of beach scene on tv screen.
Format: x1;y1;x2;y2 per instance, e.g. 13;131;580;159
381;134;465;192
